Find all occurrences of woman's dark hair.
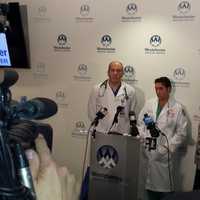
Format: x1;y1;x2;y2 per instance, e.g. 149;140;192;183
154;76;172;88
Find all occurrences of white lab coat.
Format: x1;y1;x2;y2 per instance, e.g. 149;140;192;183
88;81;136;134
138;97;187;192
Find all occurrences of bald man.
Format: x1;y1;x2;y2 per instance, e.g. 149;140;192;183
88;61;136;134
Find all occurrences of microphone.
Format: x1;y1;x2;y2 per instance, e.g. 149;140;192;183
143;113;160;138
13;143;36;199
14;97;58;120
91;107;108;127
0;70;19;88
111;106;124;126
129;111;139;136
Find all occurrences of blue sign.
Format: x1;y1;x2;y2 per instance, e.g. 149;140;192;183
0;33;11;66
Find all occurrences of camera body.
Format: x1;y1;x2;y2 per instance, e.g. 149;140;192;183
0;70;56;199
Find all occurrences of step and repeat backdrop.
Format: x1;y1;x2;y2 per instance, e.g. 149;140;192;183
4;0;200;193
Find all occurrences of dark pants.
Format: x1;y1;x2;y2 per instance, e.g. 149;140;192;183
147;190;173;200
193;169;200;190
161;191;200;200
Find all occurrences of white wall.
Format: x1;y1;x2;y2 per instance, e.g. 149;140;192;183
2;0;200;192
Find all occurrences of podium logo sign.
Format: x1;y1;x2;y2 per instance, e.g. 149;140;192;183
97;145;118;169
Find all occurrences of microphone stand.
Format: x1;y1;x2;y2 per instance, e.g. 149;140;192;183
81;118;98;183
91;120;98;139
107;106;124;134
107;114;121;134
90;113;104;138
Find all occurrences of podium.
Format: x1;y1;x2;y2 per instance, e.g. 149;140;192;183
89;132;141;200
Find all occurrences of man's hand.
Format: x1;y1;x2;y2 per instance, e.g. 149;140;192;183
26;135;80;200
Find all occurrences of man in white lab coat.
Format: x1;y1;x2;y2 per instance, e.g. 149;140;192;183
138;77;188;200
88;61;136;134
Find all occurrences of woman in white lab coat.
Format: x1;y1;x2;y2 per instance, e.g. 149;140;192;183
88;61;136;134
138;77;187;200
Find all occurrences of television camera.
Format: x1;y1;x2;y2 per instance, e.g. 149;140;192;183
0;69;57;200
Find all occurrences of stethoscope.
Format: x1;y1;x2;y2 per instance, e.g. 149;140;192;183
98;79;129;101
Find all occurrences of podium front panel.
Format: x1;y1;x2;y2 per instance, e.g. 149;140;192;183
89;132;141;200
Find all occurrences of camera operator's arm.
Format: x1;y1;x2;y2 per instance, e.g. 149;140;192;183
26;135;80;200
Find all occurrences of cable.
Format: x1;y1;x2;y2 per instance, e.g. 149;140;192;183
81;124;93;182
160;132;173;192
